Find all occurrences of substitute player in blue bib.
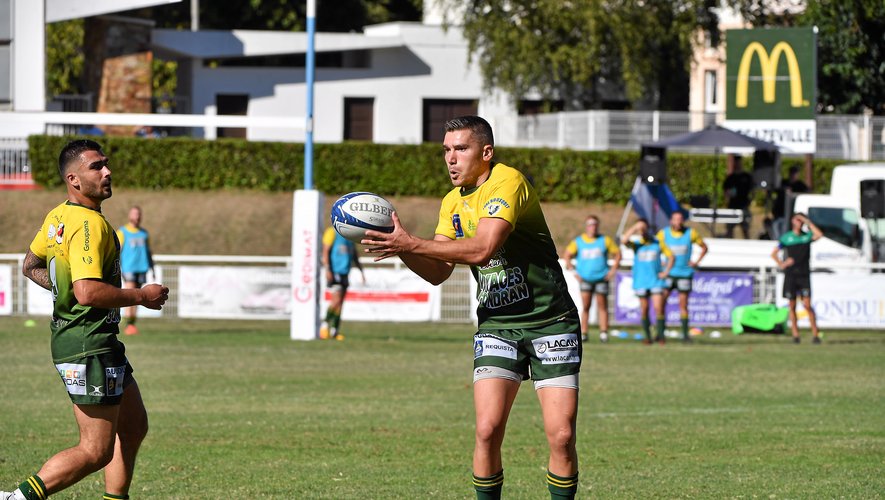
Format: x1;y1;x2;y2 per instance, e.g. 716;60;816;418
117;206;154;336
320;226;365;340
656;211;706;343
771;212;822;344
622;219;672;344
563;215;621;343
362;116;581;499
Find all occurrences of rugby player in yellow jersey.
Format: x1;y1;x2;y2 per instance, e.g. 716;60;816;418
2;140;168;500
362;116;581;500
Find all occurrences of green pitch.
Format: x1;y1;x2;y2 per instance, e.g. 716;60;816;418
1;318;883;498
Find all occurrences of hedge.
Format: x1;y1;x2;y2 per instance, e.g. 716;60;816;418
28;135;845;205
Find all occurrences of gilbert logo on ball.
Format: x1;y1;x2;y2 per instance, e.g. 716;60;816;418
331;192;396;243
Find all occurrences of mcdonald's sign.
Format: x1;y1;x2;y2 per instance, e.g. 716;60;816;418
726;28;816;120
724;28;817;153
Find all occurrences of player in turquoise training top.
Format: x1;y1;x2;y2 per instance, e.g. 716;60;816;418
621;218;672;344
771;212;823;343
2;140;168;500
117;206;155;336
362;116;581;500
320;226;365;340
656;211;707;342
563;215;621;343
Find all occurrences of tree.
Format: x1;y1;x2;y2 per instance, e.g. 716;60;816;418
438;0;724;110
800;0;885;115
733;0;885;115
46;20;85;97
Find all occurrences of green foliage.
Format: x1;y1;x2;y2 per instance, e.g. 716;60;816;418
735;0;885;115
151;58;178;111
801;0;885;115
45;20;85;96
444;0;720;110
28;136;846;205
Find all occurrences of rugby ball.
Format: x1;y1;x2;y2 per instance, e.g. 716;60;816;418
331;192;395;243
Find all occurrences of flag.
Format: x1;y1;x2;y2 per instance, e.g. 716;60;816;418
629;180;686;232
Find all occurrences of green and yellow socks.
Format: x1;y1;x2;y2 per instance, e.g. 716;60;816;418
103;493;129;500
473;470;504;500
474;469;578;499
14;475;47;500
641;317;651;341
681;315;690;339
547;470;579;499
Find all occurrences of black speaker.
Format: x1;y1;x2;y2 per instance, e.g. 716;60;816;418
752;149;782;190
860;179;885;219
639;146;667;185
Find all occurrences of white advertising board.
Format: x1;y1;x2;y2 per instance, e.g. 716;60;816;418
775;273;885;328
320;267;441;322
0;265;12;315
179;265;291;319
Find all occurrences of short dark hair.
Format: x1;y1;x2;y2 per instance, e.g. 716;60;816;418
636;217;649;226
58;139;103;180
788;165;801;176
444;115;494;147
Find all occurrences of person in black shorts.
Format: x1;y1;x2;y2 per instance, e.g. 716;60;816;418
771;213;823;343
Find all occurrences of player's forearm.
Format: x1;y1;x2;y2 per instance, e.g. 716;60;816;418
406;234;500;267
22;251;51;290
73;279;145;308
398;253;454;285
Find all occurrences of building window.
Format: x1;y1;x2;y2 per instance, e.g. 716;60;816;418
422;99;478;143
704;70;718;110
344;97;374;141
216;94;248;138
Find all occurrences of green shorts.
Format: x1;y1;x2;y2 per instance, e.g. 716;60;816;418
473;314;582;382
53;335;133;405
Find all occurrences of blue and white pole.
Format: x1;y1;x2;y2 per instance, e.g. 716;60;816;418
304;0;316;190
291;0;323;341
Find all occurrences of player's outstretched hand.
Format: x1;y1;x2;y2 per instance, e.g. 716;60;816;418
141;284;169;310
362;212;414;262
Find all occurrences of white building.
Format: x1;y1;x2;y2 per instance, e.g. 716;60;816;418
152;21;517;144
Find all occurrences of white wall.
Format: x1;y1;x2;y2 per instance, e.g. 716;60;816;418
186;23;517;144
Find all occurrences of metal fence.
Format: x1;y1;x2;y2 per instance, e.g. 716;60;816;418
0;254;477;323
7;253;879;325
514;110;885;160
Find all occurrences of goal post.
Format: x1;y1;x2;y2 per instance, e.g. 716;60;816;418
290;189;324;340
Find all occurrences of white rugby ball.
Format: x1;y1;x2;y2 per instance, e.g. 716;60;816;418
331;192;395;243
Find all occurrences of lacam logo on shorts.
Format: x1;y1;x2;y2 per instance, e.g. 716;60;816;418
532;334;580;365
56;362;87;395
473;335;517;360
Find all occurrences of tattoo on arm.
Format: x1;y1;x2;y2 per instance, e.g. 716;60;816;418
23;251;51;290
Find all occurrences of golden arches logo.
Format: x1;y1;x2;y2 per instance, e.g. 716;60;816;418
735;41;808;108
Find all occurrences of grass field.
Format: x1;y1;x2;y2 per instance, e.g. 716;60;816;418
1;317;883;499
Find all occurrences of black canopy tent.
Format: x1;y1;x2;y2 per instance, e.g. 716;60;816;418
641;125;780;234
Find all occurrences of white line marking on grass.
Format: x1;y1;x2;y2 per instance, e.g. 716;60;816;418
590;403;823;419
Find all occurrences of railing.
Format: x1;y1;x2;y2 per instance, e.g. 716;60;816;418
513;110;885;160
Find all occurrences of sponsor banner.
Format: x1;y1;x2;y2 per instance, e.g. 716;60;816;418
56;362;87;396
320;267;441;322
532;334;580;365
614;271;754;326
180;265;291;319
27;279;53;316
473;334;517;360
179;264;440;321
723;119;816;154
27;268;164;318
775;273;885;328
290;189;323;340
0;265;11;315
